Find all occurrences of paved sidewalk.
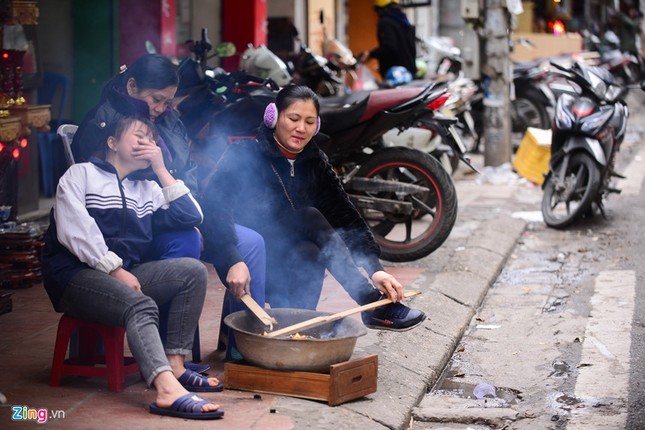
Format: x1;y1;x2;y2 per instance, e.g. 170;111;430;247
0;155;543;430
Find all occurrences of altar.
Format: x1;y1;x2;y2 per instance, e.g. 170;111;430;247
0;1;51;221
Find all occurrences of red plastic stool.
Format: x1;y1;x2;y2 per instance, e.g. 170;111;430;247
50;314;140;392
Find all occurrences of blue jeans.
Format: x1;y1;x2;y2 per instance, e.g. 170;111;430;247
149;228;202;260
57;257;208;387
210;224;266;359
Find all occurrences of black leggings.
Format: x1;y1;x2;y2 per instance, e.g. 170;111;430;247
265;207;381;309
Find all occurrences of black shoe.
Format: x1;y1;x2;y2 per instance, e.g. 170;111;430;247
362;302;426;332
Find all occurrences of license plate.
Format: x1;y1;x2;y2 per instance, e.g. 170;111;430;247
449;125;467;153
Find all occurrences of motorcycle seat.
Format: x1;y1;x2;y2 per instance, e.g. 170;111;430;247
319;93;370;134
319;87;427;134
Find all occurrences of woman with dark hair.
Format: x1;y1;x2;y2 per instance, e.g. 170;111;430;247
200;85;426;332
73;54;201;260
42;116;224;419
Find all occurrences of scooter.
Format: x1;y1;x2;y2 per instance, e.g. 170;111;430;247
541;60;634;228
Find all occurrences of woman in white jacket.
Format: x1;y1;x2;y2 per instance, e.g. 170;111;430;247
41;117;224;420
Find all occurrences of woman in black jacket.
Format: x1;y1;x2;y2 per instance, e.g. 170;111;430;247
73;54;201;260
200;85;425;331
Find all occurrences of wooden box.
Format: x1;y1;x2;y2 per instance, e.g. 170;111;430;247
224;354;378;406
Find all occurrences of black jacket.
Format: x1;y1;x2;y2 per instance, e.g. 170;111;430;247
370;7;417;77
72;74;200;197
200;125;384;276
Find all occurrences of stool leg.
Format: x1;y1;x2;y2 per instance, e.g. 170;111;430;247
102;327;126;392
50;317;74;387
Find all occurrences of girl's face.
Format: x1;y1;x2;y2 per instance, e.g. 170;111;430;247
127;78;177;121
107;120;156;172
273;100;318;153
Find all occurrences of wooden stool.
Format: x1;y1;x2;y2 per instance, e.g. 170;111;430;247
50;315;140;392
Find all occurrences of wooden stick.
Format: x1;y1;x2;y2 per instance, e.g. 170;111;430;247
241;294;278;330
264;291;421;338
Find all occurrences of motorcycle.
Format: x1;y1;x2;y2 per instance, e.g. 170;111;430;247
317;84;475;261
583;29;643;88
415;35;463;79
511;59;555;135
541;60;633;228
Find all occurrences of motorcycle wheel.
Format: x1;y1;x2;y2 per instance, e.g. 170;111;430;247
541;152;601;229
355;147;457;262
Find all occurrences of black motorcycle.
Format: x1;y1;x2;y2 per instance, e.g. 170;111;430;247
541;61;632;228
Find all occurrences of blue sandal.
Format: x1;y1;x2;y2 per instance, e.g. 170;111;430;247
178;369;224;392
149;393;224;419
185;361;210;374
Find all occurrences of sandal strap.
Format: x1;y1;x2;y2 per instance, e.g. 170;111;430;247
173;393;210;413
179;369;208;387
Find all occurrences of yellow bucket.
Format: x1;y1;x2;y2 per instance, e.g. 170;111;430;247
513;127;552;185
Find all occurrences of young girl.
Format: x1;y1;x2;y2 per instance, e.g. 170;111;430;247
41;117;224;419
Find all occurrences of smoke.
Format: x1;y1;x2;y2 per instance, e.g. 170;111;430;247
200;126;379;313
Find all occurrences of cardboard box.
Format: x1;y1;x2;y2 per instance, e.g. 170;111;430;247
513;127;552;185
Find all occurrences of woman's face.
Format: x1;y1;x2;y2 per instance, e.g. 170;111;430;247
273;99;318;153
108;120;155;172
127;78;177;121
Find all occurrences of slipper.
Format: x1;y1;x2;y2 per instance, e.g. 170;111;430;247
149;393;224;420
178;369;224;392
185;361;210;375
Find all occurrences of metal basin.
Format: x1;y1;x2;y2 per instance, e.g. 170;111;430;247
224;308;367;372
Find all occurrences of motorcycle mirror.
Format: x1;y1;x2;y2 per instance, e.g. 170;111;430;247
145;40;157;54
214;42;236;57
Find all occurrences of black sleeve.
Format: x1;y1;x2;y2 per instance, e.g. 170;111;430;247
315;150;384;276
199;144;246;272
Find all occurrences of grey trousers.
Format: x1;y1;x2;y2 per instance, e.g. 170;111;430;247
57;257;208;386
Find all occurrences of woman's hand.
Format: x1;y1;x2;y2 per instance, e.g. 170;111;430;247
134;136;177;187
371;270;404;303
110;267;142;293
227;261;251;300
133;137;165;173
